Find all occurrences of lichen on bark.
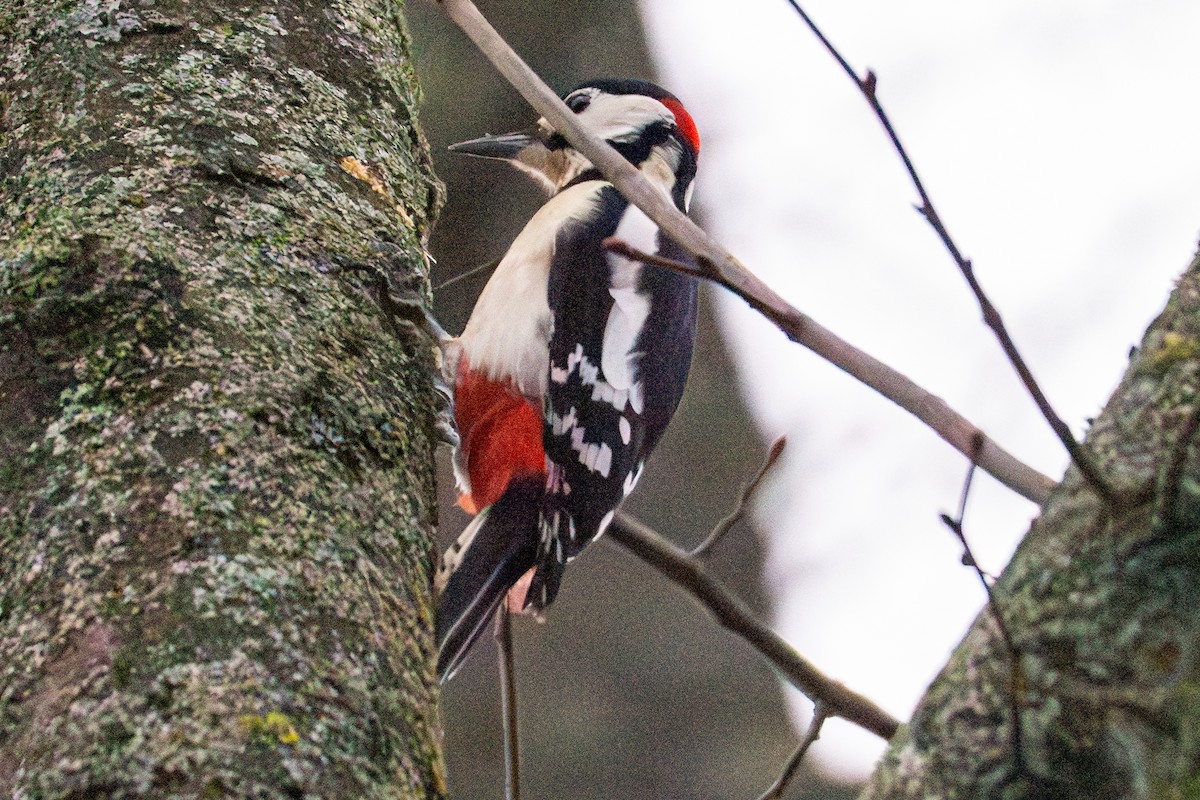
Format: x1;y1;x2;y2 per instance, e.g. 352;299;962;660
0;1;447;797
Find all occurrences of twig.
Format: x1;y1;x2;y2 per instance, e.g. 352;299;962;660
780;0;1113;504
434;0;1057;508
494;602;521;800
608;512;899;739
693;436;787;559
940;497;1003;629
434;255;501;292
939;442;1016;654
756;702;830;800
938;440;1024;777
604;237;709;278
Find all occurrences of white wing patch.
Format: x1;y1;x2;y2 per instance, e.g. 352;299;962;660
550;343;637;413
548;403;615;478
602;206;657;391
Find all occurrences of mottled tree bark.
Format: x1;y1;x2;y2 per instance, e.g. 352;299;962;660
0;1;445;797
861;248;1200;799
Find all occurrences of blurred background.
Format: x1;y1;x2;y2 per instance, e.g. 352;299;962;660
408;0;1200;796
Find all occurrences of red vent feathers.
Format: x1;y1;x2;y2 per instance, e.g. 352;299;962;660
453;359;546;514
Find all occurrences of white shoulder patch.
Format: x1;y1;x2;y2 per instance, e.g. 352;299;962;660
602;206;657;390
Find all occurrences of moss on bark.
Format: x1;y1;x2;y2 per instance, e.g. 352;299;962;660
0;1;446;797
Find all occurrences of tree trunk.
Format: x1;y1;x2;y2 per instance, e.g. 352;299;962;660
861;248;1200;798
0;1;445;797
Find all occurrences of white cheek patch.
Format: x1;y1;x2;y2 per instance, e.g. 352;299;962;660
581;94;674;150
638;149;679;198
547;149;595;193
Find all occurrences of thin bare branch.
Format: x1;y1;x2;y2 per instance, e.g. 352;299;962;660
603;237;706;277
939;443;1024;776
608;512;899;740
433;255;501;292
941;510;1013;652
756;703;830;800
494;602;521;800
434;0;1057;508
779;0;1113;503
938;435;1016;664
693;436;787;559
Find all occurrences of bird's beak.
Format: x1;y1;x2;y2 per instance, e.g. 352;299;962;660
448;130;542;161
449;127;560;194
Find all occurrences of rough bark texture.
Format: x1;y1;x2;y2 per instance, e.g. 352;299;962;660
861;248;1200;799
0;1;445;797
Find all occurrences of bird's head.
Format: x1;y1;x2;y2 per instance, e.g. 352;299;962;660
450;78;701;205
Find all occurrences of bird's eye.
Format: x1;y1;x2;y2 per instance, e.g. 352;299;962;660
566;93;591;113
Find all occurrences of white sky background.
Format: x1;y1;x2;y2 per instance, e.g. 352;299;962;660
641;0;1200;781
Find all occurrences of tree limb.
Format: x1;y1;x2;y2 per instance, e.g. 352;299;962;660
608;513;899;740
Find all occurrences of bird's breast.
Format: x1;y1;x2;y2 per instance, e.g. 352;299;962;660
458;181;607;399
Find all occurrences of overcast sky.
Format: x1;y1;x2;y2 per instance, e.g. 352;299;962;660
641;0;1200;779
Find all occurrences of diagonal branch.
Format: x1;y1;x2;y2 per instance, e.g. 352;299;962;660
939;441;1026;781
603;238;1057;508
608;512;899;740
434;0;1056;507
780;0;1113;504
756;702;830;800
692;436;787;559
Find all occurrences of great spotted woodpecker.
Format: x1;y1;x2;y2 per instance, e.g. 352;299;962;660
435;78;702;680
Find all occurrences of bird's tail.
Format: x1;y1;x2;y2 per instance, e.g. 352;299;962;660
435;475;542;681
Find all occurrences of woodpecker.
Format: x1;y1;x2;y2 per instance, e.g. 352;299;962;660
435;78;702;680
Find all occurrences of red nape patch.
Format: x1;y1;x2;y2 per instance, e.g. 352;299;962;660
454;361;545;514
661;96;701;156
